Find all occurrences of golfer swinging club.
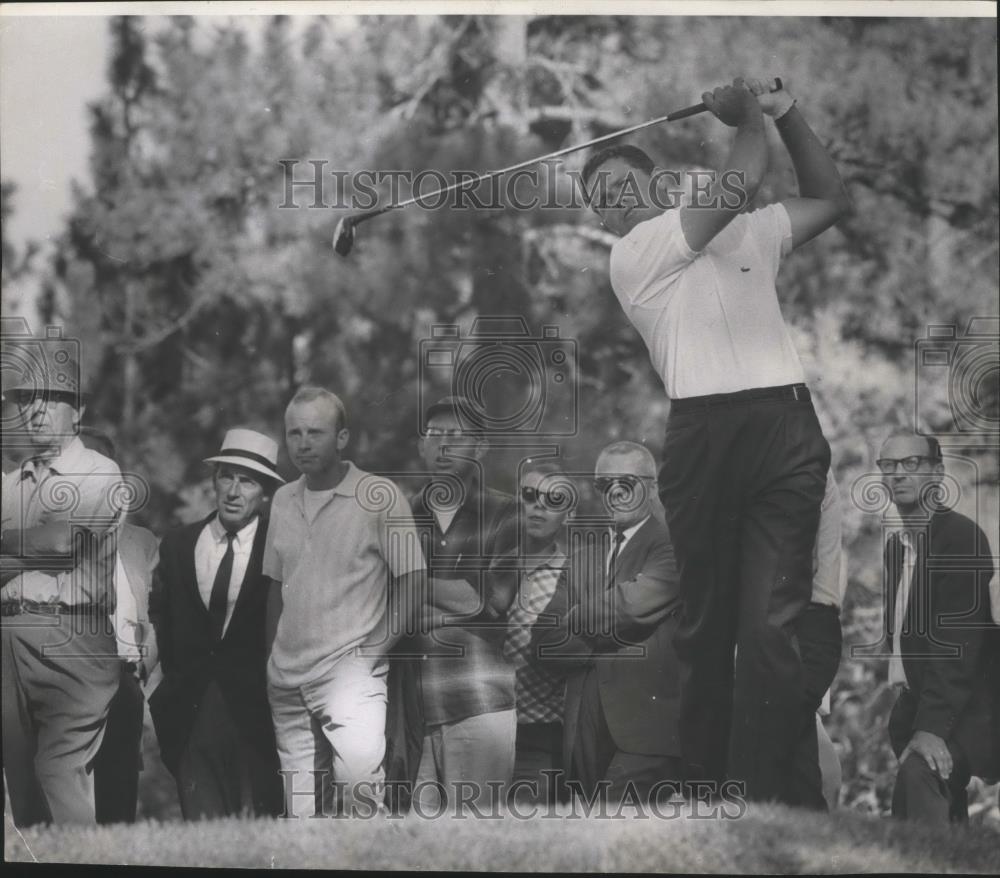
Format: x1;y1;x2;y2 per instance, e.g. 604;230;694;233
579;77;851;804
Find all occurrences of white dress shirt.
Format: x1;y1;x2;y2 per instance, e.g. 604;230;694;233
111;523;160;666
812;469;848;608
194;515;259;637
888;531;917;688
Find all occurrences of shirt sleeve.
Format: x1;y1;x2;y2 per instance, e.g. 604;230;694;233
811;469;846;607
749;202;794;273
262;497;284;582
378;479;426;578
609;209;698;307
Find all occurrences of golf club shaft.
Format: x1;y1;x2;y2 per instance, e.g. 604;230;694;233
376;104;708;217
347;78;781;226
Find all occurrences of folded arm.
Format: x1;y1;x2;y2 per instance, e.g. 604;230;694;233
583;537;681;652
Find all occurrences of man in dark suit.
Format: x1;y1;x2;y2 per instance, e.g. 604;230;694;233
149;428;285;820
878;432;999;824
532;441;682;803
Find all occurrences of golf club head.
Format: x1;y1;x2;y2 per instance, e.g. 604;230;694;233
333;216;356;257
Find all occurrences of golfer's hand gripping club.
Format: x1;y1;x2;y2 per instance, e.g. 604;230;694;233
332;78;783;257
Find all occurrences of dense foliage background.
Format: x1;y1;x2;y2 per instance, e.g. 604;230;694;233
2;14;997;822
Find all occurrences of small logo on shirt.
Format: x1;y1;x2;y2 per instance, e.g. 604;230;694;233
740;267;751;273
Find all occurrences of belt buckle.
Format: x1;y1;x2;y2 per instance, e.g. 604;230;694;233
791;385;802;402
22;601;61;617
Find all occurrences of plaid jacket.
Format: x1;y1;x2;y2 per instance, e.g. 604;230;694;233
404;480;518;726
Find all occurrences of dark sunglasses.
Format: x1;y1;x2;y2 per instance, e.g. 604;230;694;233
593;475;653;494
520;485;571;510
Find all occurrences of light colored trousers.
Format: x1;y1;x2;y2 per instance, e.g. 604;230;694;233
413;708;517;815
2;622;119;826
268;653;388;818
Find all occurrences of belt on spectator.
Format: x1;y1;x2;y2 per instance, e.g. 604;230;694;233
671;383;811;413
1;600;106;618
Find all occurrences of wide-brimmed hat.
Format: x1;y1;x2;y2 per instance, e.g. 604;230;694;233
204;428;284;485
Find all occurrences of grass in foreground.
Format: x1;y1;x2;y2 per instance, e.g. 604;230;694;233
5;801;1000;873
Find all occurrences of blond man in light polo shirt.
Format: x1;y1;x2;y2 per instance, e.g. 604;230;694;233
579;77;851;804
264;386;426;818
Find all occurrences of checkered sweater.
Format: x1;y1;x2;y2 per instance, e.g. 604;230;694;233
502;551;568;724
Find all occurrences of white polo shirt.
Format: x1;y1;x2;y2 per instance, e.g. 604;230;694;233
263;462;426;689
609;203;805;399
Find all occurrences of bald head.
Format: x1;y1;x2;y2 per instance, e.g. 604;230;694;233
596;441;658;479
595;440;658;528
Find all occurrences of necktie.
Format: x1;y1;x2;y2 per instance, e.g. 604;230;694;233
208;531;236;641
607;528;626;585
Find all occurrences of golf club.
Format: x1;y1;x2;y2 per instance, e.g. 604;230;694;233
332;78;782;257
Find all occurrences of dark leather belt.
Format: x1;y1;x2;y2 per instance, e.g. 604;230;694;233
1;600;106;618
671;383;811;413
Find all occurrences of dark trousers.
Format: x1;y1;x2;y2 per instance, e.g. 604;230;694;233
888;688;971;824
512;721;564;805
784;603;842;810
658;394;830;803
176;680;282;821
571;669;683;803
94;665;145;824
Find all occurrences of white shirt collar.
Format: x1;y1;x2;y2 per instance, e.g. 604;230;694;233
208;513;260;548
611;515;651;543
21;436;88;479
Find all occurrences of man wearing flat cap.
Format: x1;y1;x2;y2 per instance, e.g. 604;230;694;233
148;428;284;820
1;346;124;826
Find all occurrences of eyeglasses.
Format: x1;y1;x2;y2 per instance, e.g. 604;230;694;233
593;475;654;494
876;456;937;474
520;486;571;510
425;427;468;439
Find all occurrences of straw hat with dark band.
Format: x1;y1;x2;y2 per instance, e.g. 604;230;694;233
204;428;284;485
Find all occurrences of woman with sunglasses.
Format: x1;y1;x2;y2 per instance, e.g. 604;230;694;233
501;462;576;808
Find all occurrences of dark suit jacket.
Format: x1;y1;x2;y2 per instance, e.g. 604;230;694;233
531;516;682;772
148;513;276;776
885;507;999;777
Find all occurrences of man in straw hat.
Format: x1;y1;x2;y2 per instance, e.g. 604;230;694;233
1;343;124;826
148;428;285;820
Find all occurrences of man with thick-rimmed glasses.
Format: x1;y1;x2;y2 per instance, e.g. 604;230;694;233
877;431;998;824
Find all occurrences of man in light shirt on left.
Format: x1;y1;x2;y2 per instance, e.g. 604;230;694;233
1;351;124;826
